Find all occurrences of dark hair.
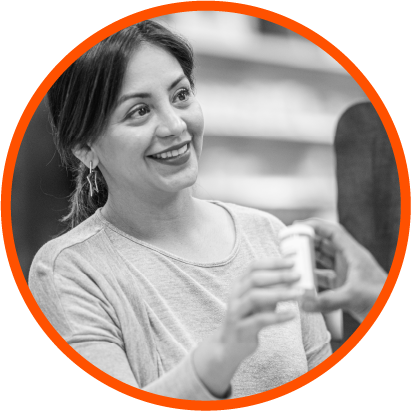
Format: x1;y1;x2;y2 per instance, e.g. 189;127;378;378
47;20;195;230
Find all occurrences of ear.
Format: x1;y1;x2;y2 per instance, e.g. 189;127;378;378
72;145;99;169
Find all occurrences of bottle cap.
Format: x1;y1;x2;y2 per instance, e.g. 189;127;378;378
279;224;315;240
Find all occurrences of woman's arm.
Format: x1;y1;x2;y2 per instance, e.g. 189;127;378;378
30;248;303;399
300;308;332;370
29;251;222;400
73;341;221;400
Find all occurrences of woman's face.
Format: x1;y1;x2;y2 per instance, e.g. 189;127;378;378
92;43;204;199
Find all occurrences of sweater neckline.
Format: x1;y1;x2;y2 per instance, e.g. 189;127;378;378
95;200;241;268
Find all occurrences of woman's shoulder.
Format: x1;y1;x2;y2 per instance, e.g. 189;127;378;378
30;212;105;274
208;201;286;252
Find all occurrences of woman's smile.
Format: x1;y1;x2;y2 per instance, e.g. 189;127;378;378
148;142;192;166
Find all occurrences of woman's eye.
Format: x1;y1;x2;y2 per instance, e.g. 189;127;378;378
174;88;191;103
127;105;150;119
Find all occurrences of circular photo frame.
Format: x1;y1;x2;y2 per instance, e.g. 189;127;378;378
2;1;410;409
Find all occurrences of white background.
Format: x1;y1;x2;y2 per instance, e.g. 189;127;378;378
1;1;409;409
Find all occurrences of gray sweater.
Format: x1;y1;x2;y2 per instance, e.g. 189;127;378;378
29;201;331;400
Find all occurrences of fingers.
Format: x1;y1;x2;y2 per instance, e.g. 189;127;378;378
235;268;300;298
233;258;299;299
235;310;296;341
294;220;338;269
225;257;303;345
315;269;337;289
247;258;295;277
315;250;335;270
301;288;350;313
231;287;304;319
314;235;336;258
297;218;358;256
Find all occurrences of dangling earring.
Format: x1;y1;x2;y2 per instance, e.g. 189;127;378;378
87;161;99;197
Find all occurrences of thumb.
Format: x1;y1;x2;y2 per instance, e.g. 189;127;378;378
301;289;350;313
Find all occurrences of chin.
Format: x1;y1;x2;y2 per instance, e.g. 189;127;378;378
165;177;197;193
160;169;198;193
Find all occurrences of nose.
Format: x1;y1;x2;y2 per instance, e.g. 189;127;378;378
155;105;186;138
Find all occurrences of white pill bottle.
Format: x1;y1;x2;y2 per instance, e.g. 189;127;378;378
279;223;344;340
278;224;316;292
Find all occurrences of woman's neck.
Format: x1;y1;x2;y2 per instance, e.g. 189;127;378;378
101;188;199;242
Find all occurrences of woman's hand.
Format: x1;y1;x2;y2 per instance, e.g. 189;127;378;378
193;258;303;397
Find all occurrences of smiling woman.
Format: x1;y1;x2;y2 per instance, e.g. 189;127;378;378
87;44;204;207
47;22;199;229
28;20;331;400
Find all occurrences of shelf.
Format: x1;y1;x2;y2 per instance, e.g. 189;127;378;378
193;32;347;76
202;106;339;143
165;12;348;76
196;81;366;143
158;13;367;144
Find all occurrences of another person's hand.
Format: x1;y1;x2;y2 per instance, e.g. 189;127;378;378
298;219;387;323
193;258;302;397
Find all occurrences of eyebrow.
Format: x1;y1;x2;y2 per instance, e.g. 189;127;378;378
116;74;187;107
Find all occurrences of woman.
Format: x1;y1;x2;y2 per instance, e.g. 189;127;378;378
29;20;331;400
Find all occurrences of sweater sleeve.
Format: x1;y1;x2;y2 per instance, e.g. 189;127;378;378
300;308;332;369
71;341;223;400
29;248;227;400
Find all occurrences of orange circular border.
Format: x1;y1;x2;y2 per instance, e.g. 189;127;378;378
2;1;410;409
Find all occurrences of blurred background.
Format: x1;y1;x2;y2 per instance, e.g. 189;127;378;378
13;12;387;349
162;12;367;224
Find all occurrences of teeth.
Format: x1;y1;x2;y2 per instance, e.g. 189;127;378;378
153;143;189;159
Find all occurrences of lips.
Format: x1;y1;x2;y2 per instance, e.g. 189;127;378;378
148;142;190;160
147;142;192;166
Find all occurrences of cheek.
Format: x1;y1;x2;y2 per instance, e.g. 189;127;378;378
188;102;205;137
94;130;147;169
